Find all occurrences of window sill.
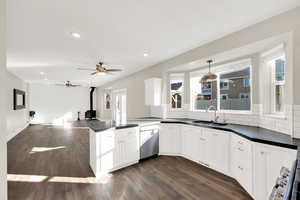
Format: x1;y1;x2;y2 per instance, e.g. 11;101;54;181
263;114;287;120
190;110;253;115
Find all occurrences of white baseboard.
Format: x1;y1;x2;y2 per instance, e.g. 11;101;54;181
7;123;29;142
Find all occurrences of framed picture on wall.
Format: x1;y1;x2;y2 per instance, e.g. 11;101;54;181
104;93;111;110
13;89;26;110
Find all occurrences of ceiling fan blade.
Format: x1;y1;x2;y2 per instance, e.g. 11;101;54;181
106;69;122;72
55;84;66;86
77;68;96;71
70;85;81;87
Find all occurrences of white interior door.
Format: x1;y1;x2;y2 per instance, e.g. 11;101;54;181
112;89;127;125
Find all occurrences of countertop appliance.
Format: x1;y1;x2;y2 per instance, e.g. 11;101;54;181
139;124;159;160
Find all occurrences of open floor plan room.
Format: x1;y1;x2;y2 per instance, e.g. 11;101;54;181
8;123;251;200
1;0;300;200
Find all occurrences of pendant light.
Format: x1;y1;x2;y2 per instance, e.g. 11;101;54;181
200;60;217;83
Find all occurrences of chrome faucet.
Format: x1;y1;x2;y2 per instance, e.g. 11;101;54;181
206;105;219;122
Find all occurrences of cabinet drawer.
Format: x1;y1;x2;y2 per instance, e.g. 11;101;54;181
232;134;252;153
116;128;137;140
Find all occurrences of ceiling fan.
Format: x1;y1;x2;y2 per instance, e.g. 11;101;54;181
77;62;123;75
55;81;81;87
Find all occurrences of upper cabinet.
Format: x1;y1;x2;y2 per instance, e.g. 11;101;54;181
144;78;162;106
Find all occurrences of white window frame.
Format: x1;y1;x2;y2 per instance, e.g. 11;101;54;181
261;43;287;116
170;74;184;110
189;59;252;113
270;55;285;114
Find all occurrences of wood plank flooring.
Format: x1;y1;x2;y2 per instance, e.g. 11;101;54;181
7;121;253;200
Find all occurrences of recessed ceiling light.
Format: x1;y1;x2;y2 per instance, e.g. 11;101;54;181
40;72;45;75
143;53;149;57
71;32;81;38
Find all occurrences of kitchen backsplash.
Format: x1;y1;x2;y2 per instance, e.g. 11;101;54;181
150;104;295;137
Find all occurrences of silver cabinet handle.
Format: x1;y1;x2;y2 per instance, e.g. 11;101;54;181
200;137;206;141
238;166;244;170
238;141;243;145
260;151;265;155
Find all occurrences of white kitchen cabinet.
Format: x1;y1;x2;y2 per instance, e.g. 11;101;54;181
144;78;162;106
89;127;139;177
231;134;253;197
115;128;140;167
253;143;297;200
203;128;230;175
159;124;182;155
181;125;200;162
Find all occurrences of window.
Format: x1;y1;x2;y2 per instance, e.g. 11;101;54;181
170;74;184;109
190;77;217;110
239;93;249;99
220;80;229;90
219;67;251;111
190;60;251;112
243;78;250;87
220;94;228;100
271;57;285;113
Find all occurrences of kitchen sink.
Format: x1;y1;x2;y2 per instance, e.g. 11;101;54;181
211;122;228;126
192;120;213;124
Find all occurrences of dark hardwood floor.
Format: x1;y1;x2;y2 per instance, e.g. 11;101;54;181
7;121;253;200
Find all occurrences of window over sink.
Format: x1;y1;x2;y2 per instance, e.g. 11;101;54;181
190;59;252;112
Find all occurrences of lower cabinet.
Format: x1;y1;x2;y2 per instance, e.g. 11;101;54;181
253;143;297;200
159;124;182;155
203;128;230;175
181;125;201;162
89;127;139;177
159;123;297;200
231;134;254;197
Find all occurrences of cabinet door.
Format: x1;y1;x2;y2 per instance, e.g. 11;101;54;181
199;130;210;167
254;144;297;200
123;131;139;164
100;130;116;172
206;129;230;174
182;126;200;162
159;124;181;155
159;124;170;154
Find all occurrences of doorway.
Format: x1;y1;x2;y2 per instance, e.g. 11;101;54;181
112;89;127;125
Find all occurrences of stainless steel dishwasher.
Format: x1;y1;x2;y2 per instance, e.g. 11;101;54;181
139;124;159;160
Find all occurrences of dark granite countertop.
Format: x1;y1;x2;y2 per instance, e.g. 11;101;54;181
87;120;138;132
161;118;298;149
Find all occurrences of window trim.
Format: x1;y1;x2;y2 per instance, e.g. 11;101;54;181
271;55;286;114
170;74;184;110
190;62;252;112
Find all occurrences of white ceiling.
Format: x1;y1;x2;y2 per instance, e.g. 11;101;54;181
7;0;300;86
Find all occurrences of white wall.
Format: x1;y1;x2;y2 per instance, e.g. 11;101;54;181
29;84;93;124
97;6;300;137
6;72;29;141
0;0;7;198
